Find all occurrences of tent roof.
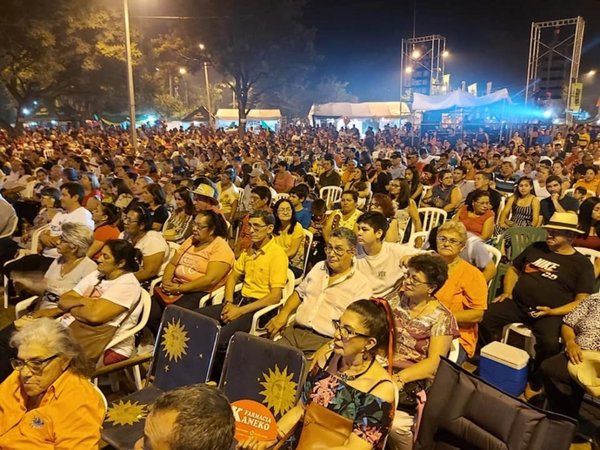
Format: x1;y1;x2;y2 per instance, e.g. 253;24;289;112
28;102;82;121
182;106;211;122
308;101;411;119
215;109;282;121
412;89;511;111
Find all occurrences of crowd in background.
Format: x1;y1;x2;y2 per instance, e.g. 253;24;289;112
0;120;598;449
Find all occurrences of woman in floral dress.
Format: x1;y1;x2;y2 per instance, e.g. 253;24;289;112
240;299;396;450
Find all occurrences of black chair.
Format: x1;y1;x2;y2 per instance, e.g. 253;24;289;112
414;358;577;450
101;305;221;449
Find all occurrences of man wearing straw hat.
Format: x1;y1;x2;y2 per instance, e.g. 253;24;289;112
480;212;595;400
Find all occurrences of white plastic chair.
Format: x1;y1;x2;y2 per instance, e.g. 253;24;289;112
447;338;461;363
295;229;313;286
319;186;343;209
417;207;448;234
502;323;536;358
15;295;37;319
0;215;18;240
484;244;502;269
272;193;289;203
407;231;429;249
250;269;295;336
418;185;432;207
574;246;600;265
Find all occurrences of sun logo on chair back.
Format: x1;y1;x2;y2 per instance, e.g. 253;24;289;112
161;318;189;362
259;365;297;417
106;400;148;426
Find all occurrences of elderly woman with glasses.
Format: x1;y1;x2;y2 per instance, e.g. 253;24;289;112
0;319;105;448
384;254;459;450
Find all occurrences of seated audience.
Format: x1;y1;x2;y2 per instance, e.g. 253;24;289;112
273;198;305;278
388;179;422;244
266;227;372;356
369;193;400;243
540;175;579;224
385;254;459;449
288;184;312;229
242;299;396;450
162;186;195;243
323;190;362;241
541;294;600;421
453;189;495;241
198;210;288;373
120;205;170;287
421;169;462;214
148;210;234;336
434;221;488;363
480;212;595;400
140;183;169;231
356;212;419;297
0;319;105;448
87;202;121;259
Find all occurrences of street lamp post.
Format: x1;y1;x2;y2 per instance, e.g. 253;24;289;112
123;0;138;151
199;44;213;128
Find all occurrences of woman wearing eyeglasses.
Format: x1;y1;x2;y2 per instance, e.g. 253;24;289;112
384;254;459;450
0;318;105;449
273;198;305;278
240;299;396;450
452;189;495;241
147;210;235;337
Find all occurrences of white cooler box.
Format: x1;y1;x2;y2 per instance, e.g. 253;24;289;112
480;341;529;397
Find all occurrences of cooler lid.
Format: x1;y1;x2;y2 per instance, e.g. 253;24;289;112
481;341;529;369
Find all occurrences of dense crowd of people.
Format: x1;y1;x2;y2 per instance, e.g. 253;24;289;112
0;121;598;449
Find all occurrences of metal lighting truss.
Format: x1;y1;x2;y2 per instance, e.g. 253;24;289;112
400;34;447;100
525;16;585;119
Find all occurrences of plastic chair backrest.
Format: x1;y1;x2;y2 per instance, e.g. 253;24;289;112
300;229;313;279
152;305;221;391
505;226;547;261
484;244;502;268
104;289;151;354
417;207;448;234
219;332;306;420
319;186;343;209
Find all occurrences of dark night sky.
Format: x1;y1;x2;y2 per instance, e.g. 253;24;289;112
302;0;600;106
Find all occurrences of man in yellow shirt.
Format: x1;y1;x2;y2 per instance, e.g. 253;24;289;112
198;210;288;376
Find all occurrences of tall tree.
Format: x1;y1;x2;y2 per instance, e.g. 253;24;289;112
187;0;317;133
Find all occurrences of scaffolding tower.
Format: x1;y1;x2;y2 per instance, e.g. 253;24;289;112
400;34;447;101
525;17;585;121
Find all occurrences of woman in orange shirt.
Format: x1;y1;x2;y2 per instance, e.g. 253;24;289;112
453;190;495;241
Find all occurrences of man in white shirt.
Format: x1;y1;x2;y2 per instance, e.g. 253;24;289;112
355;212;420;297
265;227;372;356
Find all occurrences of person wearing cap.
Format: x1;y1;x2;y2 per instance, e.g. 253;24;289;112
480;212;595;400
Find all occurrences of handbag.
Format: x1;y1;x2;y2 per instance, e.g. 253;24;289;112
69;321;118;363
295;402;353;450
154;284;183;305
396;379;431;412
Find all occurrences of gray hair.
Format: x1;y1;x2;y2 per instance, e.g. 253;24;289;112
152;384;235;450
10;318;92;376
330;227;358;249
61;222;94;257
438;220;468;243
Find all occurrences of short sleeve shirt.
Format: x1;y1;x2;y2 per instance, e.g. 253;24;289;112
173;236;234;288
234;239;289;299
512;242;595;308
563;294;600;351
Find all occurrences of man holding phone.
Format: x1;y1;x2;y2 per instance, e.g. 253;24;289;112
480;212;595;400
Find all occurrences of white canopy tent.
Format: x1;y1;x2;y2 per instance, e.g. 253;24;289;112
308;101;411;134
215;108;282;131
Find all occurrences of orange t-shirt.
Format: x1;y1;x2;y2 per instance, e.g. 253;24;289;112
173;236;235;289
435;258;488;357
457;206;494;237
0;370;105;449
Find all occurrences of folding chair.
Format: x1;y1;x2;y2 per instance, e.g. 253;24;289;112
219;332;306;421
101;306;221;450
414;358;576;450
